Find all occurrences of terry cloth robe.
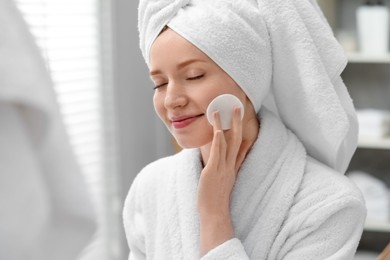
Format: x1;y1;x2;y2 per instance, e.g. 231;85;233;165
123;108;366;260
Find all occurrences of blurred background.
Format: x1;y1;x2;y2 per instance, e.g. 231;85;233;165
2;0;390;259
2;0;173;259
318;1;390;259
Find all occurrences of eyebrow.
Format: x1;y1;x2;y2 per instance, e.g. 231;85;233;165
149;59;205;76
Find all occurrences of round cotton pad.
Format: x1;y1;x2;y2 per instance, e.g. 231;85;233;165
206;94;244;130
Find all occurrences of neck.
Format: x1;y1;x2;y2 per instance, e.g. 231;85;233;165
200;115;260;169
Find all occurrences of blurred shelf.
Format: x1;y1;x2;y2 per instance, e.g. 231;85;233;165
358;137;390;150
364;219;390;232
354;251;378;260
347;52;390;64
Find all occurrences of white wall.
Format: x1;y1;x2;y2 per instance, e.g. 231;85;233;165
111;0;173;257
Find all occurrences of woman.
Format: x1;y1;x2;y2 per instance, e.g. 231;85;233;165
123;0;366;259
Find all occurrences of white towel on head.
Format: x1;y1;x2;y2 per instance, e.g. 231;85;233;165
138;0;358;174
259;0;359;173
139;0;272;114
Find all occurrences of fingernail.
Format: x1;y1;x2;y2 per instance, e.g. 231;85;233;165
235;106;241;114
213;110;219;118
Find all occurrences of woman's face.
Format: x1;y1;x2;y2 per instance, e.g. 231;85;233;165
149;28;251;148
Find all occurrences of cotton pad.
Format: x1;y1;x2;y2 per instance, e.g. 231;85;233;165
206;94;244;130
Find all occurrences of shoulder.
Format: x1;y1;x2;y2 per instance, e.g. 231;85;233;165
124;148;195;204
276;157;367;259
290;156;366;225
122;153;183;256
302;156;365;202
135;154;176;185
127;151;183;198
123;151;182;224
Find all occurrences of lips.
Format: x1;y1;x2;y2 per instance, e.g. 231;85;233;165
170;114;203;129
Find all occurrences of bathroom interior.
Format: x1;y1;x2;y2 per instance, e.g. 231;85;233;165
2;0;390;259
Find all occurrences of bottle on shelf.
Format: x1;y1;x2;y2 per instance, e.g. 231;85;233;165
356;0;389;55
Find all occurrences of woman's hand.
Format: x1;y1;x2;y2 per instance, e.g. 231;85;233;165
197;106;246;256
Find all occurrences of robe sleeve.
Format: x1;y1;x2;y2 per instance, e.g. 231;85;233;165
280;195;366;260
123;175;147;260
201;238;249;260
202;195;365;260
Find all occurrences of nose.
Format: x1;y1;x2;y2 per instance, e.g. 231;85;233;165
164;82;187;109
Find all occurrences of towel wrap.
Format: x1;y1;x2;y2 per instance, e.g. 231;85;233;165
138;0;358;173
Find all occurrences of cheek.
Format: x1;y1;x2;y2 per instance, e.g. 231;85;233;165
175;120;214;149
153;92;166;121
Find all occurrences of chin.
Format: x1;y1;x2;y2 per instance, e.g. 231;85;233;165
174;135;211;149
175;140;201;149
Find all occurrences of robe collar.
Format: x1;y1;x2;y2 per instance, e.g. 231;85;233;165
165;108;307;258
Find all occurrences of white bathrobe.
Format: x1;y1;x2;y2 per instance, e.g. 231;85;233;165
123;109;366;260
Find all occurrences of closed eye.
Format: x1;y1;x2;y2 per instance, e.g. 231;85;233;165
187;74;204;80
154;74;204;89
153;83;167;90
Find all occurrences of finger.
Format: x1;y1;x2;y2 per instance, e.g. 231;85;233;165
219;129;227;163
213;111;223;131
213;111;228;162
235;146;247;174
207;130;222;170
232;106;243;142
227;106;243;163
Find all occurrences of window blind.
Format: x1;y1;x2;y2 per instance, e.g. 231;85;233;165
15;1;122;259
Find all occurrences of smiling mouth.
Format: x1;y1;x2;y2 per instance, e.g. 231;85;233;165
171;114;204;129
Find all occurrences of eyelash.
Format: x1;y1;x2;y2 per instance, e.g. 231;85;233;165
153;83;166;90
188;74;204;81
153;74;204;90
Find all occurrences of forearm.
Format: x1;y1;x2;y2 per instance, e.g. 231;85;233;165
199;213;234;257
198;109;247;257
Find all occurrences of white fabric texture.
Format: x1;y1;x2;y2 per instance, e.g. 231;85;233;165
138;0;358;174
0;1;96;259
123;109;366;260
